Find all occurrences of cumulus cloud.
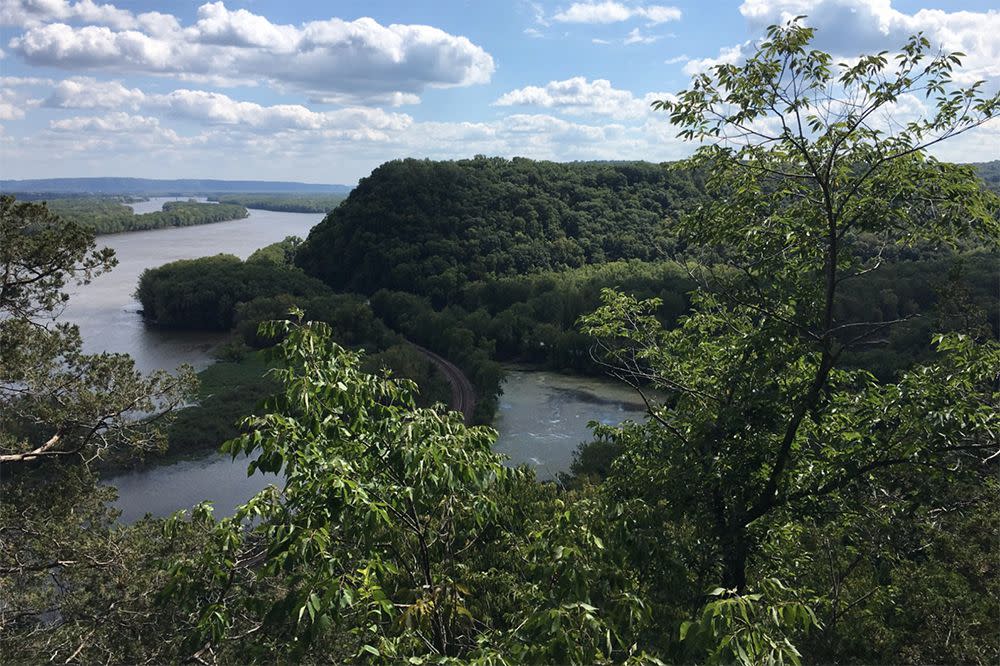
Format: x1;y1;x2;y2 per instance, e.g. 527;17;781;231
494;77;672;119
36;78;415;135
0;90;27;120
44;76;144;109
738;0;1000;83
682;42;749;75
553;2;681;25
7;1;496;104
624;28;659;45
2;0;136;29
148;89;412;137
50;111;162;133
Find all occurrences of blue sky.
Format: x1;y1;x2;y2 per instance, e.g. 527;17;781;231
1;0;997;184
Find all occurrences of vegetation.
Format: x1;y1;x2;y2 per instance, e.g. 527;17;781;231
3;22;998;666
0;195;197;662
209;193;348;213
296;157;704;304
579;12;998;646
44;197;249;234
165;21;998;664
135;254;329;329
972;159;1000;192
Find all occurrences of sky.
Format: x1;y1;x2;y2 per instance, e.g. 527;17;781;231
1;0;998;185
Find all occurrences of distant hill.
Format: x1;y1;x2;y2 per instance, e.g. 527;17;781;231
0;177;353;195
296;157;704;302
971;160;1000;193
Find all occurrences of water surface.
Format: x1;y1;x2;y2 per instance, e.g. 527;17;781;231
57;203;645;518
63;200;323;372
494;370;647;480
110;369;648;521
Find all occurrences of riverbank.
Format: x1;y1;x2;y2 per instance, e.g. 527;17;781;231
105;364;649;521
97;351;276;476
43;196;249;234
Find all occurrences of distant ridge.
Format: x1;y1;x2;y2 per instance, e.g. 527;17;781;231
1;177;353;195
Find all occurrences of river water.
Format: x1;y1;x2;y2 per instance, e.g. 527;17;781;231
60;198;647;521
63;198;321;373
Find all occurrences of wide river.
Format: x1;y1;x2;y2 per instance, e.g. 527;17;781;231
63;199;647;521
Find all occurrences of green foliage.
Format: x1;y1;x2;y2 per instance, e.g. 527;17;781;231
163;316;525;661
0;197;197;661
296;158;703;303
246;235;303;265
136;254;329;329
45;197;249;234
583;16;999;662
971;159;1000;193
158;353;278;464
680;580;819;665
209;193;347;213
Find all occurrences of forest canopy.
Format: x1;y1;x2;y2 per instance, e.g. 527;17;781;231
4;19;999;666
296;158;705;303
41;197;249;234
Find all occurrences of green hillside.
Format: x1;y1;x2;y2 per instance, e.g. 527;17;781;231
296;157;703;303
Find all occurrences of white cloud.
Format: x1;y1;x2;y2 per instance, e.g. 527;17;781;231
5;104;692;182
0;90;26;120
553;2;681;25
36;78;415;134
738;0;1000;84
624;28;659;45
0;82;43;120
664;54;688;64
7;2;496;104
44;76;144;109
186;2;298;50
683;42;748;75
1;0;136;29
494;77;671;119
148;89;412;136
50;111;162;133
0;75;55;86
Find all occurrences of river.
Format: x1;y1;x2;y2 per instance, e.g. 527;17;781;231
63;198;321;373
60;198;647;521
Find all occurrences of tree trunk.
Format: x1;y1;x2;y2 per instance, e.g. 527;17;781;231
720;525;749;592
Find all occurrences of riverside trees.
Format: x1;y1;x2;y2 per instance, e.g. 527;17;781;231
0;196;198;661
581;17;999;660
160;21;999;665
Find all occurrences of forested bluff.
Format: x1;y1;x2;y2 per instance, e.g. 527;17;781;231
136;156;998;440
3;24;1000;665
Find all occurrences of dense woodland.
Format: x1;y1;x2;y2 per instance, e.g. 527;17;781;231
41;197;249;234
296;157;704;304
208;193;348;213
2;23;1000;666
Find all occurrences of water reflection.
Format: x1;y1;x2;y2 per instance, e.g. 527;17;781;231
62;200;323;372
58;203;646;518
493;370;647;480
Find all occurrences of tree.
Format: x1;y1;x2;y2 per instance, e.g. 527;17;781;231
163;314;522;660
0;196;196;661
582;18;999;600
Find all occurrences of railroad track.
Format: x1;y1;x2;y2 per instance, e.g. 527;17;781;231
407;342;476;424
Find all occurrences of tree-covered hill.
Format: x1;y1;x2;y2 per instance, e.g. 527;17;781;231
972;159;1000;193
296;157;704;303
